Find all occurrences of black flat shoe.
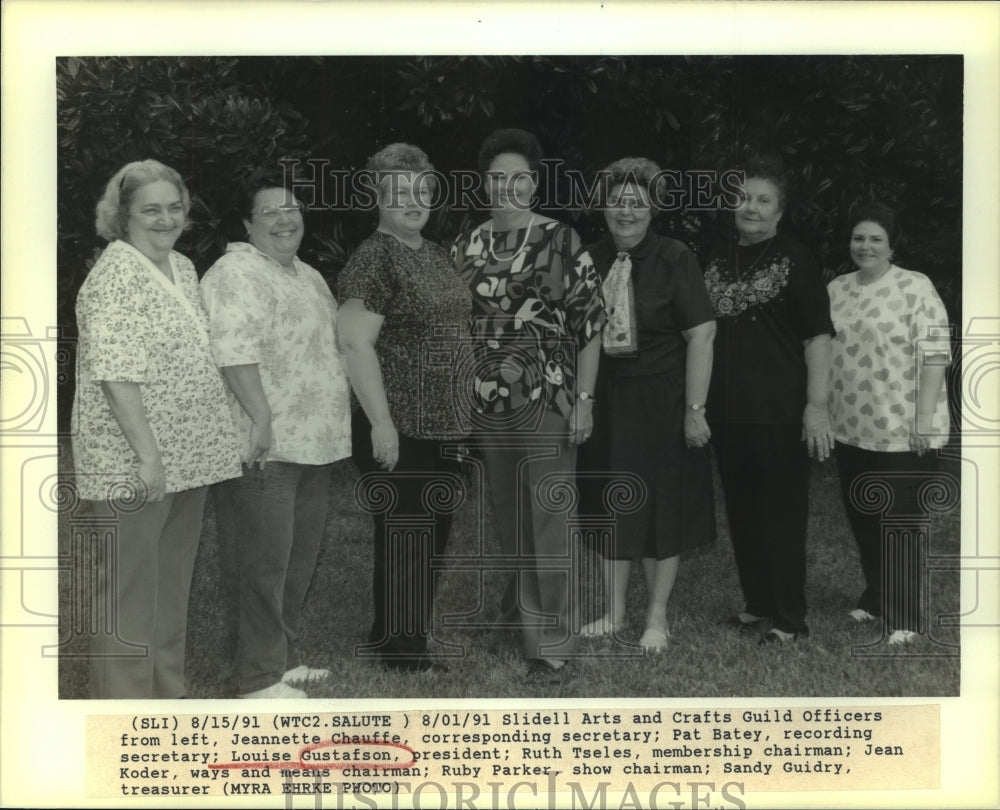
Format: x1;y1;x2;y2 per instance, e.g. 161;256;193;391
727;615;768;635
525;659;565;685
381;657;449;674
760;628;809;645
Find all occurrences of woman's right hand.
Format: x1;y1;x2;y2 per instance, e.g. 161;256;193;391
248;416;272;469
371;420;399;470
137;456;167;502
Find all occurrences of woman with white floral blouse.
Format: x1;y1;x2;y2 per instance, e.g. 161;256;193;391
828;201;951;645
72;159;241;698
201;171;352;699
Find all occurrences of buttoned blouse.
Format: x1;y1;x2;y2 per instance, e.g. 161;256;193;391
588;231;714;378
200;242;351;465
72;240;241;500
828;265;951;451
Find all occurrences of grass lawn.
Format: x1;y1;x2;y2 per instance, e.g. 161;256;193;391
58;449;961;700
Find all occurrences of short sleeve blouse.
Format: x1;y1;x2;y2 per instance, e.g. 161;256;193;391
828;265;951;451
71;240;241;500
704;230;834;424
588;231;714;378
452;219;607;419
200;242;352;465
338;231;473;440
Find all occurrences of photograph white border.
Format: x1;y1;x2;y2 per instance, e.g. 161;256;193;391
2;1;998;807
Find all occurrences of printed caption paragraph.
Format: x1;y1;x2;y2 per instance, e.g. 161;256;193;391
87;706;938;803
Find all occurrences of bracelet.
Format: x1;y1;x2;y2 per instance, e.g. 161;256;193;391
578;392;595;402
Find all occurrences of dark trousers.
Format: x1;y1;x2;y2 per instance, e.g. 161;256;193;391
713;422;810;635
352;409;458;667
219;461;332;693
834;442;937;632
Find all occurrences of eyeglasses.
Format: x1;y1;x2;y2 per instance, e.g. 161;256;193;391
252;202;305;222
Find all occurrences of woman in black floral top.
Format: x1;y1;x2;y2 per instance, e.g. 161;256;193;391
452;128;606;683
704;156;834;644
339;143;473;673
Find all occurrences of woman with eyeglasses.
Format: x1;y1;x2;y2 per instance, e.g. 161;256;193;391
201;170;352;699
576;157;716;653
72;159;241;698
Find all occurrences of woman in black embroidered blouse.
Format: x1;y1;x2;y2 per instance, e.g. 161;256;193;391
338;143;473;673
704;155;834;644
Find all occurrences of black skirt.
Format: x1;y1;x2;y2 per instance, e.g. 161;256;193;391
576;370;716;560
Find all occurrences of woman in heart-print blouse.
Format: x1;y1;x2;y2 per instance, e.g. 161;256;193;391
827;201;951;647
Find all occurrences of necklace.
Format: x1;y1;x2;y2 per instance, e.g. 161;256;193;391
735;235;775;278
487;214;534;262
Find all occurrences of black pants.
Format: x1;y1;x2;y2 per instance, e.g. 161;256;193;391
713;422;810;635
352;409;459;667
834;442;937;632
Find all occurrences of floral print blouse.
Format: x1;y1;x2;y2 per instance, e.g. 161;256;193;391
338;231;473;440
200;242;351;465
71;240;241;501
828;266;951;451
704;231;833;424
452;219;606;422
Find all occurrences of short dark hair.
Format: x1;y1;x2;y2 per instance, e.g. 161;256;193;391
477;128;544;175
737;155;789;210
237;167;295;221
849;201;899;249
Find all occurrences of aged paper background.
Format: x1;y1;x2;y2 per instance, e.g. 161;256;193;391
1;1;998;808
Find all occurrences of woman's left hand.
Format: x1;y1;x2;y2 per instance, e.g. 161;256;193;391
569;401;594;446
802;403;835;461
684;411;711;448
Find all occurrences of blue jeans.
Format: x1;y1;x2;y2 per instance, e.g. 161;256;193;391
222;461;332;693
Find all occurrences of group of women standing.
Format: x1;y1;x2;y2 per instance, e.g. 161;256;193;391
71;130;952;699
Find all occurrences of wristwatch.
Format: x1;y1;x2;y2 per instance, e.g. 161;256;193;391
578;392;595;402
687;402;705;412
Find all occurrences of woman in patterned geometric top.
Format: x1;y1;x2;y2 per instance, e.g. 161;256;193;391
828;202;951;645
201;171;352;699
72;160;241;698
338;143;474;674
703;156;835;644
452;128;607;683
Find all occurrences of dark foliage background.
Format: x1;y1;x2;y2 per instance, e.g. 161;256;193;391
57;55;963;425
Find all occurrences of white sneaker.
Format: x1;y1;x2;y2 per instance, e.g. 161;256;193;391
887;629;917;646
282;665;330;685
849;608;876;623
240;681;307;699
